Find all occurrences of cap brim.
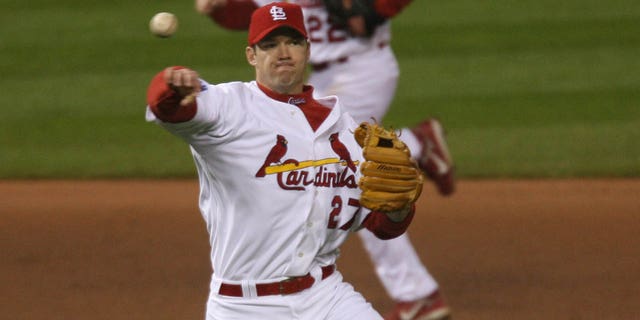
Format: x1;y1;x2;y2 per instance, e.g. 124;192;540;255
250;24;307;45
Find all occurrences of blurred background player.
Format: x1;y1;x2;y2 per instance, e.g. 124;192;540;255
195;1;455;319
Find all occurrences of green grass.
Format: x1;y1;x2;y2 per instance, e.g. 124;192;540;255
1;0;638;178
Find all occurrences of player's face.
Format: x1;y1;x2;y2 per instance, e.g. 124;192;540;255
246;29;310;94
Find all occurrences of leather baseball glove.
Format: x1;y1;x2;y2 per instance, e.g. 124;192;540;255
354;122;424;212
323;0;386;37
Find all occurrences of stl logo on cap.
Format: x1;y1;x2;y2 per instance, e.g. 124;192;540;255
248;2;307;45
270;6;287;20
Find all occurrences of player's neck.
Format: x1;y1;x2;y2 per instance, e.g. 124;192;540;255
258;82;315;106
255;78;304;95
258;82;329;132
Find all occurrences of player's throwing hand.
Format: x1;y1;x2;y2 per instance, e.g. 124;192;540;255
163;67;201;106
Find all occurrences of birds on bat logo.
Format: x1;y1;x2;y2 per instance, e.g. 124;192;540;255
255;132;358;178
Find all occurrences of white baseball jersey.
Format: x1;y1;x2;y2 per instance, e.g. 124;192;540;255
254;0;392;64
146;78;399;318
148;80;371;280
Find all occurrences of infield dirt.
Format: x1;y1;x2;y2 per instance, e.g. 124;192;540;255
2;179;638;319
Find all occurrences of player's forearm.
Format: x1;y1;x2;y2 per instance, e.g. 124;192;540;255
205;0;258;30
374;0;413;18
147;67;198;123
362;205;415;240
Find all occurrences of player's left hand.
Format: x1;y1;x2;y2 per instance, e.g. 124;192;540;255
323;0;386;37
354;122;424;213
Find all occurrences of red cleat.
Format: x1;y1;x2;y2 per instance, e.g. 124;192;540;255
412;119;455;196
384;290;452;320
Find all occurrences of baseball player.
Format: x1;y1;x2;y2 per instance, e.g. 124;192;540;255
145;3;425;319
195;1;454;319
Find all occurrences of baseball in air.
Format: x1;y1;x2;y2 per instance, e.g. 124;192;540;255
149;12;178;38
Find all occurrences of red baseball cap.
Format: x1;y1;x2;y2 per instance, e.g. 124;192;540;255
248;2;308;45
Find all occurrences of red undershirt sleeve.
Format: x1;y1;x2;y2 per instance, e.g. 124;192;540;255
362;204;415;239
208;0;258;30
374;0;414;18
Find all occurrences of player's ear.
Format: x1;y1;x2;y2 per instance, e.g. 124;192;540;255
246;46;257;66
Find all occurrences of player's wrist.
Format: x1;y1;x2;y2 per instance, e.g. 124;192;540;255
383;205;413;222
